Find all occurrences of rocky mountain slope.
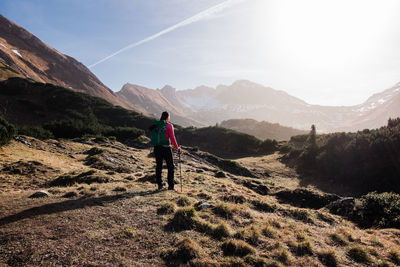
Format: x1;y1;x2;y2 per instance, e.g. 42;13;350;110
1;136;399;266
0;15;136;111
116;83;203;127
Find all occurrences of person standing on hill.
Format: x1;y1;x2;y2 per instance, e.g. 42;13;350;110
150;111;180;190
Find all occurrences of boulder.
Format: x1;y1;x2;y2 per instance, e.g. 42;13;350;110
29;190;49;198
325;197;356;216
275;188;340;209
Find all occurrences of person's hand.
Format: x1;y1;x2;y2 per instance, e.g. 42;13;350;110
177;147;181;154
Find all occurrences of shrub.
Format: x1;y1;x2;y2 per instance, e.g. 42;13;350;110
221;240;255;257
347;246;370;263
317;250;337;267
215;171;226;178
389;250;400;265
157;202;176;215
161;238;201;264
212;222;232;240
17;125;54;139
294;240;313;256
49;170;109;186
252;200;276;212
213;203;237;219
262;225;276;238
102;126;144;142
176;195;191;207
357;192;400;228
170;207;197;231
0;116;16;146
329;233;347;246
113;186;127;192
85;147;104;156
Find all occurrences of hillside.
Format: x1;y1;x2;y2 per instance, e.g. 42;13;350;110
0;15;136;111
0;77;280;158
117;83;203;127
282;119;400;196
220;119;308;141
1;136;400;266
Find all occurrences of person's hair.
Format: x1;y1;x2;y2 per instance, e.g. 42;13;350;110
160;111;169;121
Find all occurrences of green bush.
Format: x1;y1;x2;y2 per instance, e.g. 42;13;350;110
283;118;400;194
357;192;400;228
0;116;16;146
17;125;54;139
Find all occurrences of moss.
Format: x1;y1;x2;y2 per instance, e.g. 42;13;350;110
221;240;255;257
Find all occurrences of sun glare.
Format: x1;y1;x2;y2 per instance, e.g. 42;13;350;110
253;0;398;70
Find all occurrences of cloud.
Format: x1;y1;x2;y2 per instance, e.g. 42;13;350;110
89;0;245;68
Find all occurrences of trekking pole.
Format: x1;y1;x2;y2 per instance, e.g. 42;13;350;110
179;150;182;193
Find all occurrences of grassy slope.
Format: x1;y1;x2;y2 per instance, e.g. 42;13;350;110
1;137;399;266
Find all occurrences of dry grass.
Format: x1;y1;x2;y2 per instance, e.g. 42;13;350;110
1;138;400;266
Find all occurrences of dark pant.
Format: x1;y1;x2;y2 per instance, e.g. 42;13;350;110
154;146;174;188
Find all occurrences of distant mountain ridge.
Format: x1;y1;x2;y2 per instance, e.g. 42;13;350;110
116;83;202;126
0;15;137;111
118;79;400;132
220;119;308;141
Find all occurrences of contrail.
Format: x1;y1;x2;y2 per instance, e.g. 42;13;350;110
89;0;245;68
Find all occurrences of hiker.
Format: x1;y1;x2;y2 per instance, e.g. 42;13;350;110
150;111;180;190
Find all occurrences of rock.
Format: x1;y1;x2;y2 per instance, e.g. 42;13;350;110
14;136;31;146
274;188;340;209
63;191;78;198
195;201;212;210
215;171;226;178
105;157;117;164
325;197;355;216
242;180;270;195
29;190;49;198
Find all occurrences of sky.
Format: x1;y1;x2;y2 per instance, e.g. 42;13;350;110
1;0;400;106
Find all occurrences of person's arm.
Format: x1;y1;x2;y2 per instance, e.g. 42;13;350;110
166;124;179;150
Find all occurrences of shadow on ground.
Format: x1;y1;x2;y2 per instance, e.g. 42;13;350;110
0;190;159;227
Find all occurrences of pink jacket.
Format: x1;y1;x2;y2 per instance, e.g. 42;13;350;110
165;123;179;150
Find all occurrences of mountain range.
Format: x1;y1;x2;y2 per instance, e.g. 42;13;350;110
118;80;400;132
1;14;399;134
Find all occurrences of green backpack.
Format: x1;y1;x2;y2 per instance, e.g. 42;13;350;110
149;120;170;146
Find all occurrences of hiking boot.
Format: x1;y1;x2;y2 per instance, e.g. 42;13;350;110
168;186;175;191
158;184;164;190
